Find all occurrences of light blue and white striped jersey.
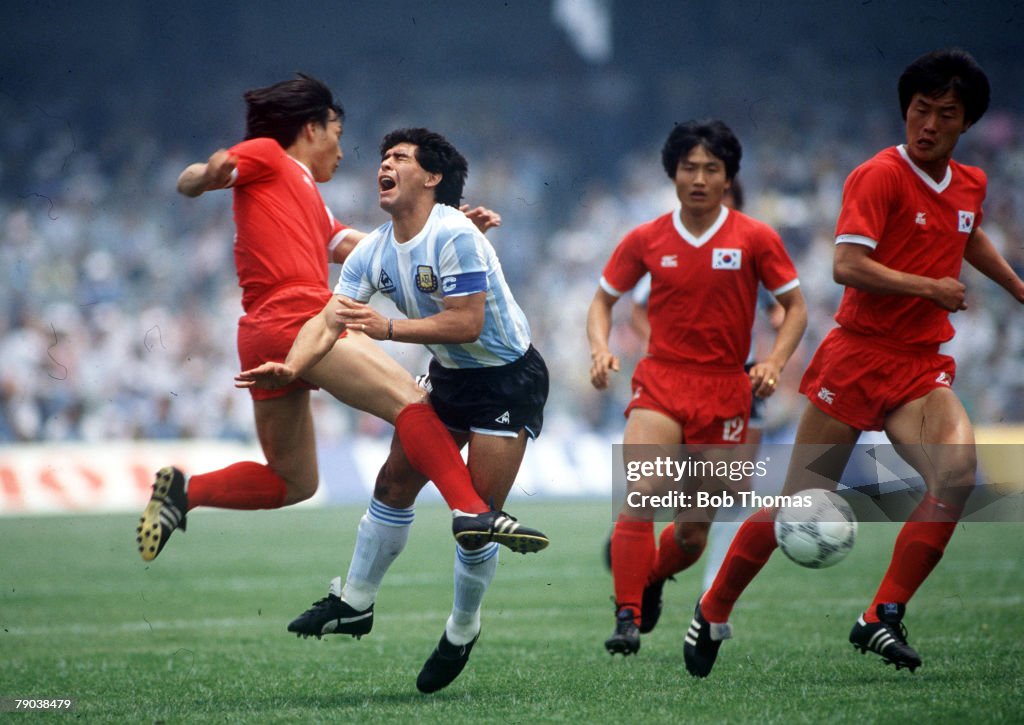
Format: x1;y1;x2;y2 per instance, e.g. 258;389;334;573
336;203;532;368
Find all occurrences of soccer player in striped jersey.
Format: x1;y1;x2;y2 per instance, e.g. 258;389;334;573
239;127;550;692
140;75;546;566
588;120;807;656
686;48;1024;678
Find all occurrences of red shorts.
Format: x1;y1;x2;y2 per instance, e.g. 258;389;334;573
626;357;751;443
237;283;334;401
799;327;956;431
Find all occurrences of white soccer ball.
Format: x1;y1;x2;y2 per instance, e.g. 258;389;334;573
774;488;857;569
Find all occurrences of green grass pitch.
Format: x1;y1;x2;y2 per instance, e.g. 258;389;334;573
2;499;1022;723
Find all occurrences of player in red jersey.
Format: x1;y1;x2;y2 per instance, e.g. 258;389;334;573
588;119;807;655
136;74;547;564
686;49;1024;678
621;178;787;606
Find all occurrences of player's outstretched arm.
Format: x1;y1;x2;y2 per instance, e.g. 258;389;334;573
833;242;967;312
964;227;1024;304
587;288;620;390
749;287;807;398
177;149;237;198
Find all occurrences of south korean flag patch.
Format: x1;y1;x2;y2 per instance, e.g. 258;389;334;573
712;248;742;270
958;210;975;234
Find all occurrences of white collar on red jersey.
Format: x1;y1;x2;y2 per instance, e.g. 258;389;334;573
897;144;952;194
672;205;729;248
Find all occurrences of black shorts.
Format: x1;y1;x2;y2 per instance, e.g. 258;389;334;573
424;345;548;439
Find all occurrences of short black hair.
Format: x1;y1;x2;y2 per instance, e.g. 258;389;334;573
898;48;990;127
243;73;344;148
380;128;468;207
661;120;742;181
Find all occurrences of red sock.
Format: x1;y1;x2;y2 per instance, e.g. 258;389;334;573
700;507;776;623
610;516;655;622
395;403;487;514
186;462;288;511
650;523;704;582
863;493;960;622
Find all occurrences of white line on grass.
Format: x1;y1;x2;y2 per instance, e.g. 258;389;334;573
2;606;577;637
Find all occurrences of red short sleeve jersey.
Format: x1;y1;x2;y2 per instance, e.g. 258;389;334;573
600;207;800;368
229;137;349;311
834;145;987;346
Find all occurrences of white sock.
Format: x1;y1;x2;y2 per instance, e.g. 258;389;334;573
702;517;743;592
445;542;499;645
340;498;414;611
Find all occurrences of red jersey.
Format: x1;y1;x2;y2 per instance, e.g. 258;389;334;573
229;137;348;311
833;145;987;347
601;207;800;368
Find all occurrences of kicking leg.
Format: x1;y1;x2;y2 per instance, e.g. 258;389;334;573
307;332;488;515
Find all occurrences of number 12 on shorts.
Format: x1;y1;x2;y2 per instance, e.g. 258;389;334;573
721;416;745;442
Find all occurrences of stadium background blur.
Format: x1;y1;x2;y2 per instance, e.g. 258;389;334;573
2;2;1023;506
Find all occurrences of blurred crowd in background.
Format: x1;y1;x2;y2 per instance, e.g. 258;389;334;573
3;3;1023;444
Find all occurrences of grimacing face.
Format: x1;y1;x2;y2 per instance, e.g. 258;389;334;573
377;142;437;213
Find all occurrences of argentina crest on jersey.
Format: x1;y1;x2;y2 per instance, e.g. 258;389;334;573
712;248;742;270
415;265;438;292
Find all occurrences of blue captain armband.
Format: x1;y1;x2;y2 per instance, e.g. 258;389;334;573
440;271;487;295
